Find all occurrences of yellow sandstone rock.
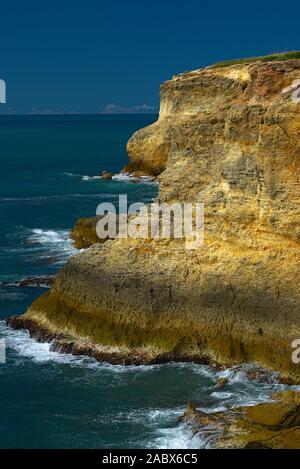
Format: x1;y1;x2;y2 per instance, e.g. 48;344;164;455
7;56;300;381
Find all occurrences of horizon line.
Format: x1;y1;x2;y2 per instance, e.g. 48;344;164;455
0;112;159;117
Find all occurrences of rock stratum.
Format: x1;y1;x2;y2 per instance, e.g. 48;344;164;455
8;57;300;380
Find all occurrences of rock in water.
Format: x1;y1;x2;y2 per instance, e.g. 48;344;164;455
100;171;113;180
213;377;228;390
0;276;55;288
8;56;300;381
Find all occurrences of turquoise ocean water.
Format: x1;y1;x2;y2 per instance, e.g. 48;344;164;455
0;115;291;448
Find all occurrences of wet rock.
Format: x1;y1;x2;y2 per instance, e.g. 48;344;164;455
6;313;213;367
71;215;119;249
246;401;300;429
243;368;278;384
70;216;102;249
0;276;55;288
226;364;280;384
100;171;113;180
6;316;57;343
213;377;228;390
180;390;300;449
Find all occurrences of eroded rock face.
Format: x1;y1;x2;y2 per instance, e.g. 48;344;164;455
9;58;300;380
126;123;169;175
179;391;300;449
70;216;102;249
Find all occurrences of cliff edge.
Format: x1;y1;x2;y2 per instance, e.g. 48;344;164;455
8;56;300;380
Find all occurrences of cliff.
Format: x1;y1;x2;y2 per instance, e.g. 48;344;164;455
8;56;300;380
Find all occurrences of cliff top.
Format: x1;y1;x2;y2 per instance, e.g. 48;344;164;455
210;51;300;68
171;51;300;81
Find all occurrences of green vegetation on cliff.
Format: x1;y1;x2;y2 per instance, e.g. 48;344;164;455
211;50;300;68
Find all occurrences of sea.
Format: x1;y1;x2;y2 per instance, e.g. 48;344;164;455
0;114;293;449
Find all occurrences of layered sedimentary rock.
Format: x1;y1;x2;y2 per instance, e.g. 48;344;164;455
8;58;300;380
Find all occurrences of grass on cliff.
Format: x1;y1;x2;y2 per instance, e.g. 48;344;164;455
211;51;300;68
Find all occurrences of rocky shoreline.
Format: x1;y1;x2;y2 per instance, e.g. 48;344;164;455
6;56;300;385
1;276;55;288
6;314;212;366
180;390;300;449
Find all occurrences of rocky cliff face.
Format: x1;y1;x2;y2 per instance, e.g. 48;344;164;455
8;58;300;380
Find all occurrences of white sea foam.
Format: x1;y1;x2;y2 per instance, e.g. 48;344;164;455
2;315;294;449
0;321;90;365
61;172;84;178
0;321;123;370
210;391;233;399
2;317;288;407
0;321;161;373
114;406;207;449
112;172;158;184
61;170;158;185
217;363;280;384
27;228;77;264
0;279;52;289
30;228;69;245
150;423;209;449
82;175;102;181
0;227;78;282
62;172;107;182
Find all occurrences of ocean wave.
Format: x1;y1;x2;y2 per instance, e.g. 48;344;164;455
82;175;102;181
112;172;158;185
0;193;118;202
60;172;84;178
97;407;183;427
0;276;54;289
0;313;288;405
0;291;28;301
0;321;160;372
91;406;204;449
210;391;233;399
1;318;286;409
61;170;158;185
1;320;294;449
150;423;207;449
62;172;105;182
0;321;105;367
29;228;69;244
217;363;281;384
93;406;204;449
0;227;78;275
25;228;77;265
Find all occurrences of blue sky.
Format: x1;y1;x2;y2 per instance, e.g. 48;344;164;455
1;0;299;114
